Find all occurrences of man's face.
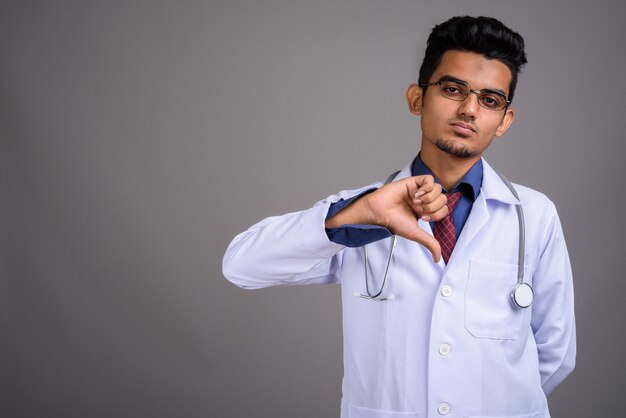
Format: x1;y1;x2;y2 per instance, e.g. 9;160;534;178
410;50;515;159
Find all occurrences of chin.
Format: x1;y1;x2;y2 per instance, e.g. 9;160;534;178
435;139;478;158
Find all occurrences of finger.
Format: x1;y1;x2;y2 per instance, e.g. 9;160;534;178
402;225;442;263
414;184;448;217
413;180;439;208
418;182;443;204
401;180;427;210
420;192;447;214
426;200;449;222
414;175;434;198
418;174;435;187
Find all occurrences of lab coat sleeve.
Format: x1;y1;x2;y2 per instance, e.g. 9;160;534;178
222;199;346;289
530;202;576;395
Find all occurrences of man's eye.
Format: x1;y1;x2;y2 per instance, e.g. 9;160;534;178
442;85;464;95
480;95;503;109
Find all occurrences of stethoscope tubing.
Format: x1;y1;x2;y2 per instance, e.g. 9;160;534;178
358;170;533;308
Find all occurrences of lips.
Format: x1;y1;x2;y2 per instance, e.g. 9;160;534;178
450;121;476;136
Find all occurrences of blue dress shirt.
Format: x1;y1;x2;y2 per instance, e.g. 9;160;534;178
325;155;483;247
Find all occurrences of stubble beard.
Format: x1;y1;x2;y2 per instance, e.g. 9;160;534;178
435;138;478;158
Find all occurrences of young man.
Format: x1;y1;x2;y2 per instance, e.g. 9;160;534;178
223;16;575;418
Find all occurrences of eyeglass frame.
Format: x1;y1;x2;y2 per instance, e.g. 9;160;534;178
419;76;511;111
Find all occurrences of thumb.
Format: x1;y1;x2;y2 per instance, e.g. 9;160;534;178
402;226;442;263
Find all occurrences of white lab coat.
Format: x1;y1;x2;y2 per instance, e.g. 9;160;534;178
223;159;576;418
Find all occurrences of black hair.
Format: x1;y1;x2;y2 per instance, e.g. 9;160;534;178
418;16;527;103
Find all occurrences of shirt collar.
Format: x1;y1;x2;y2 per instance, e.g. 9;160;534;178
411;153;483;201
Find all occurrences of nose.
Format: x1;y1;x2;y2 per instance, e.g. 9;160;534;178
457;90;481;117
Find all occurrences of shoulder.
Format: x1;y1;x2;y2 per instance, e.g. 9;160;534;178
313;181;383;207
482;159;557;215
509;183;562;242
511;183;557;214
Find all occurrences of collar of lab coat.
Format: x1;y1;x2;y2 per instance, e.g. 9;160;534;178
393;157;519;206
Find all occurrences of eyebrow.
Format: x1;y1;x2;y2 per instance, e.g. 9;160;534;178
437;75;508;98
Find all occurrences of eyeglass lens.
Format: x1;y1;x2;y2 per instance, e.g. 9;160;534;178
438;80;507;110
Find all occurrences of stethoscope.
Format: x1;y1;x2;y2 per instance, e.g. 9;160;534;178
354;171;534;309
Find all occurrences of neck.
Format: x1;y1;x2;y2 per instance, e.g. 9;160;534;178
419;142;481;191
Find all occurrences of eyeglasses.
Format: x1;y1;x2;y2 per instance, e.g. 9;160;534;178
420;78;511;111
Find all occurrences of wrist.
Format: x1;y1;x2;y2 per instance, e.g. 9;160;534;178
325;195;375;228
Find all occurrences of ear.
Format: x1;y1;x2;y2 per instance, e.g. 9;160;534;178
405;84;423;116
495;108;515;137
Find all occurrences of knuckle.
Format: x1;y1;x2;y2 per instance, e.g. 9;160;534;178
426;202;440;212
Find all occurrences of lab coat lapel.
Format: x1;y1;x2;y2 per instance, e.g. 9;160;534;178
417;218;445;270
447;159;518;265
449;191;489;264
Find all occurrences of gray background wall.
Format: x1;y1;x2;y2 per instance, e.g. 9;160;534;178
1;1;624;417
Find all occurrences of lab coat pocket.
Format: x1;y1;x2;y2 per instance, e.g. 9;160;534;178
465;260;525;340
349;404;420;418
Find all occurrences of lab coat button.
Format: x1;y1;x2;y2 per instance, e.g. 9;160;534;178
438;343;451;356
437;402;451;415
441;285;453;297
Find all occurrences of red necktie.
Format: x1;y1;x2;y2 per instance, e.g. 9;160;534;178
433;192;462;264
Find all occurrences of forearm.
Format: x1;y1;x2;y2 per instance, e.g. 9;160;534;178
531;204;577;394
223;202;345;289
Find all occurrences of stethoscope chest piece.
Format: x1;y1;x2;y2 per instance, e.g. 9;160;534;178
512;282;534;308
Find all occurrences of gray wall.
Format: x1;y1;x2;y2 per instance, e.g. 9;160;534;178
1;1;624;417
